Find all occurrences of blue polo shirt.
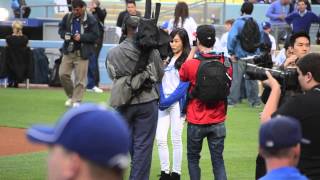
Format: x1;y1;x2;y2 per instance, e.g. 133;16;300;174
259;167;308;180
72;17;81;50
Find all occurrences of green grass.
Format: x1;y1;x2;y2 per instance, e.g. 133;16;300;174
0;88;261;180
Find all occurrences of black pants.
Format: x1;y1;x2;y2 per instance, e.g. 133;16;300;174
118;100;159;180
255;153;266;179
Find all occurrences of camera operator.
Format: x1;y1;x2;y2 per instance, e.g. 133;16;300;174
260;52;320;179
256;31;311;179
106;15;164;180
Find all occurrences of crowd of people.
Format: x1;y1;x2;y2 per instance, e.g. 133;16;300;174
2;0;319;179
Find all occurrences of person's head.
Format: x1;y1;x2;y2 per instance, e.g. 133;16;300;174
240;2;254;15
296;53;320;91
281;0;291;5
289;32;310;59
169;28;190;69
27;104;130;180
173;2;189;27
72;0;86;17
88;0;100;10
224;19;234;32
259;116;304;167
196;25;216;50
262;21;272;33
297;0;307;13
284;36;294;58
126;0;137;15
123;15;140;37
12;20;23;36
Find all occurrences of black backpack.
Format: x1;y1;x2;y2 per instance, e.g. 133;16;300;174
239;17;261;53
48;57;62;87
190;54;231;104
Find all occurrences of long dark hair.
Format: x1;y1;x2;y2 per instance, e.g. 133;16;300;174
173;2;189;28
169;28;190;70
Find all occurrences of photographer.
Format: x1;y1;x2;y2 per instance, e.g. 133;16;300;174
261;53;320;179
58;0;99;107
256;31;311;179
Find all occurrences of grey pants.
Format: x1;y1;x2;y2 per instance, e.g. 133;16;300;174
59;52;88;103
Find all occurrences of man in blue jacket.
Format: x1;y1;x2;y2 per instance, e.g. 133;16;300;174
227;2;262;108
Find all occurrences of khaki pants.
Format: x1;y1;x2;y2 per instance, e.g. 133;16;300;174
59;52;88;103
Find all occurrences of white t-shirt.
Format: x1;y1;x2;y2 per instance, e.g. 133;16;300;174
168;17;197;45
213;37;223;53
162;56;180;95
268;33;277;62
274;48;286;66
220;32;229;57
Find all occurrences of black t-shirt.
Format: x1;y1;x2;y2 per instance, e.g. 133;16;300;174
273;84;320;178
116;10;141;28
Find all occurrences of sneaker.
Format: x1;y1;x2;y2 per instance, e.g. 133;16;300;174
228;103;236;108
87;86;103;93
159;171;171;180
170;172;180;180
65;98;72;107
72;102;80;108
251;102;262;108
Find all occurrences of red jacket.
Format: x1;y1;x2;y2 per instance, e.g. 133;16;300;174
179;53;232;125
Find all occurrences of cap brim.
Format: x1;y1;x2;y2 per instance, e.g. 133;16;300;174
26;125;56;144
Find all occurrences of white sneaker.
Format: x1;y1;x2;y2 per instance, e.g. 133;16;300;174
92;86;103;93
72;102;80;108
65;98;72;107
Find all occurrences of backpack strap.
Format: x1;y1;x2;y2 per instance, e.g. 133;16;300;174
66;12;73;34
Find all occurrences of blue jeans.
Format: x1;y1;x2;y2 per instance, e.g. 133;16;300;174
118;100;158;180
228;61;260;106
86;53;99;89
187;122;227;180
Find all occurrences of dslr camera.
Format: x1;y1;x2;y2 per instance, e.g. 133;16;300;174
65;32;74;53
242;55;300;91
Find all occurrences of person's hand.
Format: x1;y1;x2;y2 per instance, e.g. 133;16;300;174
230;55;237;62
284;55;298;68
73;34;80;42
279;14;286;21
263;71;280;90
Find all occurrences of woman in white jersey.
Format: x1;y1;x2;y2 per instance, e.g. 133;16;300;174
167;1;197;46
157;28;190;180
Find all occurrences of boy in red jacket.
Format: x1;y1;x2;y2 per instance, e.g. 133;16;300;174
179;25;232;180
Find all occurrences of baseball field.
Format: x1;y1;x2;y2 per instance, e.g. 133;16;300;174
0;88;261;180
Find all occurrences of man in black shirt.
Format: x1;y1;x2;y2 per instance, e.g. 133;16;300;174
116;0;141;28
261;52;320;179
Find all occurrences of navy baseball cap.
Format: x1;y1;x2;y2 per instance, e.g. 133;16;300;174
259;116;308;150
262;21;271;30
26;103;130;170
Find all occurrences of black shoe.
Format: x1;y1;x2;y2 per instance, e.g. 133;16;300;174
159;171;171;180
170;172;180;180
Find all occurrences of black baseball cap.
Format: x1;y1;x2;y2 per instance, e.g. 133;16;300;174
196;25;216;48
